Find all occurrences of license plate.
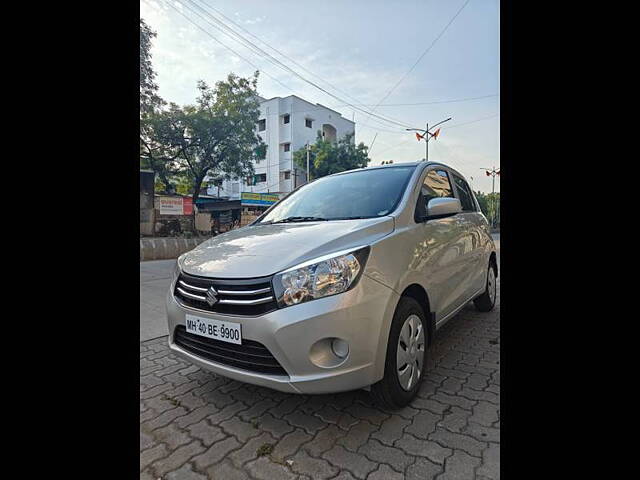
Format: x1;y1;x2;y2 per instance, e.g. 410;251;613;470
185;314;242;345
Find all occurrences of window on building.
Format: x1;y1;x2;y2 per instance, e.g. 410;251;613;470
255;173;267;184
283;171;291;180
246;176;255;186
283;114;290;124
257;119;266;131
421;169;454;207
305;118;313;128
283;143;291;152
256;144;267;160
451;174;476;211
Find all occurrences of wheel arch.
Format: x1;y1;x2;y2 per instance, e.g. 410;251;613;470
489;251;498;277
400;283;435;345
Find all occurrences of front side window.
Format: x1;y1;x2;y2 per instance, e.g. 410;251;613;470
283;114;290;124
305;118;313;128
257;166;416;223
451;174;476;211
283;143;291;152
421;169;454;207
257;119;266;131
255;173;267;184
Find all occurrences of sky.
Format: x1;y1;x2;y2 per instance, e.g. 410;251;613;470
141;0;500;193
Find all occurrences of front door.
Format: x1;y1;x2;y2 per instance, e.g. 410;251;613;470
417;168;469;321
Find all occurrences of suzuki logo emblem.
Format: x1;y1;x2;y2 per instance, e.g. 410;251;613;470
206;286;218;306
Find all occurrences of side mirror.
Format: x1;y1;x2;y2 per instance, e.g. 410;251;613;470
426;197;462;219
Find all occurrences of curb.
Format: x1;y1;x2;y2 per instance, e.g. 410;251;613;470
140;237;209;261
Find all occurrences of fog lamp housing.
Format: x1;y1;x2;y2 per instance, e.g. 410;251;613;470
331;338;349;358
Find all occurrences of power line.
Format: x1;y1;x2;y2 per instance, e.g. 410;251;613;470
164;0;398;134
191;0;415;133
372;136;416;157
161;0;294;92
363;0;472;124
178;0;417;131
194;0;412;128
333;93;498;107
370;111;499;160
443;113;499;129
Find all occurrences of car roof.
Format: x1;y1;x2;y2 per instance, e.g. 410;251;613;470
328;161;469;182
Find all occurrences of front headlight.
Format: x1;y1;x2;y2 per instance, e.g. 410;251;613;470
273;246;370;307
172;257;183;282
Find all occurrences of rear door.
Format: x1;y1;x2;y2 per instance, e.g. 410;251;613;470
449;172;486;297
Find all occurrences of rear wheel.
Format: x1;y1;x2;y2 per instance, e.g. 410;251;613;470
474;261;497;312
371;297;428;409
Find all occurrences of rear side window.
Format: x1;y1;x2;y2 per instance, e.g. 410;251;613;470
421;169;454;206
452;174;476;211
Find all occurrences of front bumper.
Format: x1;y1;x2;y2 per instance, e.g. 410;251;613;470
166;274;398;394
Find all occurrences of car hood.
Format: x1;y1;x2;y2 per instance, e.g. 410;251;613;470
180;217;395;278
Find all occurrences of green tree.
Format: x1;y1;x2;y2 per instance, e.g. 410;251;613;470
141;106;184;194
141;18;174;192
475;191;500;226
153;73;265;205
140;18;164;116
293;133;369;180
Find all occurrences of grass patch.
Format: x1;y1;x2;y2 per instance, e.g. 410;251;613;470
256;443;275;457
162;394;181;407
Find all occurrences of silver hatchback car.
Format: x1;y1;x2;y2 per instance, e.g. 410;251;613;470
166;162;497;408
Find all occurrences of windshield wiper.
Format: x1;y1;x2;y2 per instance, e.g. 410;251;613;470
270;216;329;224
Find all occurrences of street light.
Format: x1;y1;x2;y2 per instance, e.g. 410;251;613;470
480;166;500;228
406;117;452;161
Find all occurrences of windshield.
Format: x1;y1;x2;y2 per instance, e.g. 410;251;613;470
257;165;417;224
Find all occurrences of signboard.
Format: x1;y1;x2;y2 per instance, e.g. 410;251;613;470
183;197;193;215
241;192;280;207
158;196;193;215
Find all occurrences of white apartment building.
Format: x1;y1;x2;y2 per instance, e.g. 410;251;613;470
218;95;355;199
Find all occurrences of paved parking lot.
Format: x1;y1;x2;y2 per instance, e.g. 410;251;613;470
140;282;499;478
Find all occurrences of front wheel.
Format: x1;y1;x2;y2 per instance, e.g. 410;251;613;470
474;261;497;312
371;297;428;409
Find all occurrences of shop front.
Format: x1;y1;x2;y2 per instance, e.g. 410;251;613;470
240;192;282;226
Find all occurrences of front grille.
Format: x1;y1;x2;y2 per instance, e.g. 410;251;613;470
174;272;278;316
174;326;288;376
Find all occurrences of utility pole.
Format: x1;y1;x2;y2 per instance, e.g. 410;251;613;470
306;143;311;184
480;166;500;227
425;122;428;161
406;117;451;161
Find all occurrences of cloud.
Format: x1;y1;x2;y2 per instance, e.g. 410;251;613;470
140;0;499;192
243;16;266;25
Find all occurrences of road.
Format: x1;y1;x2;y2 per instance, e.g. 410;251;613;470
140;259;175;342
140;234;500;479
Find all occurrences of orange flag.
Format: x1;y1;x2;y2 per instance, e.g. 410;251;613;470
432;128;441;139
415;132;424;141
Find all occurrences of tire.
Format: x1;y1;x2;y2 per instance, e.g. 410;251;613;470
474;260;497;312
371;296;428;409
